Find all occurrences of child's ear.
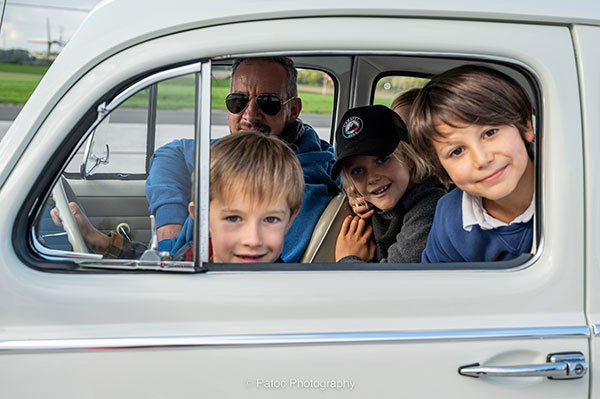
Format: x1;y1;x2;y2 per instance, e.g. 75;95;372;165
188;202;194;219
524;120;535;143
285;209;300;233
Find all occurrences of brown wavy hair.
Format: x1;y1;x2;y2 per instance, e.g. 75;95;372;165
409;65;534;185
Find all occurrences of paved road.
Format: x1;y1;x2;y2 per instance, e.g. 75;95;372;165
0;105;333;141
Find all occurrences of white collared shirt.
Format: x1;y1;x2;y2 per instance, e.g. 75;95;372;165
462;191;534;231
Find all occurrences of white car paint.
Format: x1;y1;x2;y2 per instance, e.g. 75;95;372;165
0;1;598;398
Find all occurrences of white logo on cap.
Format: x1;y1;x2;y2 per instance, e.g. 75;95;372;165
342;116;363;138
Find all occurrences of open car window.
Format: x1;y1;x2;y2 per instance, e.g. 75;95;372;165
27;54;539;272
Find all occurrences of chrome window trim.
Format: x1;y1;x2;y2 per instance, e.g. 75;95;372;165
0;326;588;354
215;50;545;273
194;59;212;266
103;62;203;115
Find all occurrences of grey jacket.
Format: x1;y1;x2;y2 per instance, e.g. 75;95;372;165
372;177;446;263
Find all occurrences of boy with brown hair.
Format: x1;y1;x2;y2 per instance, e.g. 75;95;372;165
409;65;535;262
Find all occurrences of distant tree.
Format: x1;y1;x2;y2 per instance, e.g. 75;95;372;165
297;70;325;86
0;49;47;65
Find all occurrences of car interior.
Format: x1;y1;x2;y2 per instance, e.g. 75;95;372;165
31;54;541;269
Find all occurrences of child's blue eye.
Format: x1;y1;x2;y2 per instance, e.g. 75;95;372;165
376;156;389;165
265;216;280;224
450;148;463;157
484;128;498;138
226;216;241;222
350;167;362;176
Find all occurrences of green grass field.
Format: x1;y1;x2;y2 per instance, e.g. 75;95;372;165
0;63;48;105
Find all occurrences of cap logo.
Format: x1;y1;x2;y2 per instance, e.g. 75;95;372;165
342;116;363;138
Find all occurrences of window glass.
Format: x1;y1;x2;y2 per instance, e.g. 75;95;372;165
297;68;334;142
372;75;429;108
64;74;196;178
155;75;195;149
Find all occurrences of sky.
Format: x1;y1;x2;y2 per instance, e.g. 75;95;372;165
0;0;103;52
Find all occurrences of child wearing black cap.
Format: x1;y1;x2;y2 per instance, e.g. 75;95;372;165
333;105;446;263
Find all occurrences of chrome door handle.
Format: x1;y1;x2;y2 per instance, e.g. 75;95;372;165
459;352;587;380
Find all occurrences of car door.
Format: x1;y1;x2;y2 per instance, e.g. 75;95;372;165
0;13;589;399
574;23;600;399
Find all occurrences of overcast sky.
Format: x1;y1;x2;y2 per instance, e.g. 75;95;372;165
0;0;102;52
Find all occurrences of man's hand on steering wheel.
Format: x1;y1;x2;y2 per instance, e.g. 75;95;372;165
50;202;110;254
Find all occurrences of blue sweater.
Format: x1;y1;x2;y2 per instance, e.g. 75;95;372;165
145;122;339;262
422;188;533;263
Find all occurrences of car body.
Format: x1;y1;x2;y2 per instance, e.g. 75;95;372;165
1;0;600;397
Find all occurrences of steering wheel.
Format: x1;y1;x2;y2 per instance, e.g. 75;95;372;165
51;176;89;253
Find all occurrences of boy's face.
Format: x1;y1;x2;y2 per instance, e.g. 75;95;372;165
343;154;411;211
208;193;296;263
432;122;534;204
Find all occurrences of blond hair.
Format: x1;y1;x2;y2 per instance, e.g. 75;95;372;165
210;131;304;213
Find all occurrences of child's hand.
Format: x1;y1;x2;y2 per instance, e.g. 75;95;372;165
335;215;376;262
348;187;374;219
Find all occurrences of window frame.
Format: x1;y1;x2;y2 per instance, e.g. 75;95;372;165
20;52;544;274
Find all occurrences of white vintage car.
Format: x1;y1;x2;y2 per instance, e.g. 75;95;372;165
1;0;599;397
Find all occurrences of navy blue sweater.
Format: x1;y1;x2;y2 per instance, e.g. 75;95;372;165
422;188;533;263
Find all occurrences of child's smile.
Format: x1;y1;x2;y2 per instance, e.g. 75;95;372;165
433;122;534;221
344;154;411;211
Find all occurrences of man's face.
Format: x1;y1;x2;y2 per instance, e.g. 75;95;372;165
209;193;296;263
227;59;301;136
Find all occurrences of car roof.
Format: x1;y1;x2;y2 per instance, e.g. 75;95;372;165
56;0;600;82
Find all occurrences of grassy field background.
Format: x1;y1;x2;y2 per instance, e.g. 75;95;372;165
0;63;421;114
0;63;48;105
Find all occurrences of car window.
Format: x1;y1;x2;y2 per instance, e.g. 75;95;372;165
63;74;196;179
27;55;539;271
29;59;338;269
372;74;429;108
33;63;203;269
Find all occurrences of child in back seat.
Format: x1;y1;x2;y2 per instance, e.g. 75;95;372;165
332;105;446;263
409;65;536;262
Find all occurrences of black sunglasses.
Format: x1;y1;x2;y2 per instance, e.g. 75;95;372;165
225;93;296;116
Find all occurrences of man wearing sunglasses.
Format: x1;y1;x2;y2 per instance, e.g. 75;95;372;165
145;56;339;263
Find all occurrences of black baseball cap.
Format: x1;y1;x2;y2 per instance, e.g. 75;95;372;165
331;105;409;179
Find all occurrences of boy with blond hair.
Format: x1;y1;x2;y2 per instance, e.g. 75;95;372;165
203;131;303;263
54;132;304;263
410;65;535;263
